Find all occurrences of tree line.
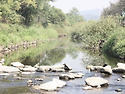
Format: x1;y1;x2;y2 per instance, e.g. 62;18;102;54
0;0;84;27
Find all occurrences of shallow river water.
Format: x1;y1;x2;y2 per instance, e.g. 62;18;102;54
0;38;125;94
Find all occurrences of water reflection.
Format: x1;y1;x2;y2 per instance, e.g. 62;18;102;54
0;37;125;94
39;48;66;65
2;37;123;67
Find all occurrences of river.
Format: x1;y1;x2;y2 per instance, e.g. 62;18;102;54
0;37;125;94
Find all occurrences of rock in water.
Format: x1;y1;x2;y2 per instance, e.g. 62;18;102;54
115;89;122;92
11;62;24;68
0;66;20;73
117;63;125;69
100;65;112;75
32;78;66;91
59;73;84;80
63;63;72;70
85;77;108;87
83;86;93;90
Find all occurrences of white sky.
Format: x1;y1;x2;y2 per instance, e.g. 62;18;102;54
50;0;118;13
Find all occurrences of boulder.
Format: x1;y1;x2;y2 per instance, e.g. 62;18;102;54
112;63;125;73
100;65;112;75
0;58;5;64
122;75;125;78
88;66;103;71
32;78;66;91
36;64;72;72
93;66;103;71
20;66;36;72
85;77;108;87
112;68;125;73
11;62;24;68
59;74;75;80
115;89;122;92
21;72;35;75
50;65;64;70
69;73;84;78
0;66;20;73
63;63;72;70
59;73;84;80
83;86;93;90
86;65;93;70
0;73;10;76
117;63;125;69
51;69;65;72
36;66;51;72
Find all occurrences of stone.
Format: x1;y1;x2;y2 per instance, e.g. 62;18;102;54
69;73;84;78
112;63;125;73
36;66;51;72
20;66;37;72
63;63;72;70
122;75;125;78
93;66;103;71
27;80;33;83
0;66;20;73
35;78;43;81
59;73;84;80
117;63;125;69
50;65;64;70
0;58;5;64
117;78;121;81
112;68;125;73
100;65;112;75
32;78;66;91
51;69;65;72
86;65;93;70
83;86;93;90
0;73;10;76
11;62;24;68
115;89;122;92
36;64;72;72
59;74;75;80
52;78;66;88
21;72;35;75
85;77;108;87
90;66;103;71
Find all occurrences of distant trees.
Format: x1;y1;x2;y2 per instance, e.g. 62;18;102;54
66;7;84;26
101;0;125;27
102;0;125;16
0;0;66;27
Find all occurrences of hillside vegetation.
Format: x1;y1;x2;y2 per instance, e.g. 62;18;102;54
0;0;84;46
71;0;125;59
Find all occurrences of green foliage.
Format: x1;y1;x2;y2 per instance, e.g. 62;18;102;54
0;24;58;46
66;7;84;26
102;0;125;16
71;17;119;48
103;28;125;58
101;0;125;26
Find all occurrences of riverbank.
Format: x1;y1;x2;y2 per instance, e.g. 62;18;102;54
0;23;70;46
71;17;125;59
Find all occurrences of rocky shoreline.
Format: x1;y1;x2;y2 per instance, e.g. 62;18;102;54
0;58;125;93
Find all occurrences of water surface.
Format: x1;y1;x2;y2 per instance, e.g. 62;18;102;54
0;38;125;94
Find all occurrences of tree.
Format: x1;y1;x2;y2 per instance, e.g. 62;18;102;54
102;0;125;16
66;7;84;26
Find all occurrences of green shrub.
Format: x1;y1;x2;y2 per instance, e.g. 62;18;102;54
103;28;125;58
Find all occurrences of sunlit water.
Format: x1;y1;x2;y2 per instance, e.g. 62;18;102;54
0;38;125;94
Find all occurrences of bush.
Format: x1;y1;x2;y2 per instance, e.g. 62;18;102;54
103;28;125;58
71;17;119;49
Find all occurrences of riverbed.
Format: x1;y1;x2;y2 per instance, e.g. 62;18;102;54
0;38;125;94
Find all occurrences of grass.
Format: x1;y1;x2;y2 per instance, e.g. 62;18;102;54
0;23;62;46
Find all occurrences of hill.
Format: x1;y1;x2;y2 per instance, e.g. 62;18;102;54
80;9;103;20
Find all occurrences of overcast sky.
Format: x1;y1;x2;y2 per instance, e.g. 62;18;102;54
50;0;118;13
